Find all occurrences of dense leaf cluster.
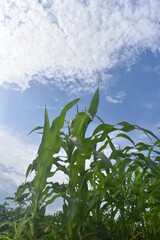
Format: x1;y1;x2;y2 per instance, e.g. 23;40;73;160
0;88;160;239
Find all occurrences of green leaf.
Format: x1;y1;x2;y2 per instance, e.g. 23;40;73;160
69;135;84;152
88;87;99;116
110;150;128;160
117;121;135;132
25;158;38;178
28;126;43;135
135;142;151;151
45;193;62;206
116;133;135;145
14;215;31;239
71;112;91;140
93;149;112;169
0;235;11;240
95;114;104;123
93;123;115;136
71;87;99;140
145;158;159;175
34;98;79;193
30;98;79;237
135;125;158;140
52;158;69;175
67;198;79;237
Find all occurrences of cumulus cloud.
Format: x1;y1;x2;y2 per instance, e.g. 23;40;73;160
0;125;37;202
0;0;160;92
106;91;126;104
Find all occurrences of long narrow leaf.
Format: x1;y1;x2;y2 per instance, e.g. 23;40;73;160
30;99;79;238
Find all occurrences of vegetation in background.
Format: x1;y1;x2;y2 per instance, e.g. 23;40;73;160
0;87;160;239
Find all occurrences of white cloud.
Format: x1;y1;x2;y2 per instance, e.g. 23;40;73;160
0;126;69;203
144;65;160;74
0;125;37;201
0;0;160;92
106;91;126;104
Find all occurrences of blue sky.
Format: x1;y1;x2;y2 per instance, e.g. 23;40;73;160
0;0;160;208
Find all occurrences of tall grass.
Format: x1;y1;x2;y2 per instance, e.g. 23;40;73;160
0;87;160;239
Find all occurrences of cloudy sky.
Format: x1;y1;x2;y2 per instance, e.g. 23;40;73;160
0;0;160;206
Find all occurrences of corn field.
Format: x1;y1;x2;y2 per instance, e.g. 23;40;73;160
0;87;160;239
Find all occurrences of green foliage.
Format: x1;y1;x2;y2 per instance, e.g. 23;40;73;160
1;87;160;239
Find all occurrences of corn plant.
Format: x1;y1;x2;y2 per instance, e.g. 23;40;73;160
1;87;160;239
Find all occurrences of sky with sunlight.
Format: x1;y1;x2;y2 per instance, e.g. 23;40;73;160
0;0;160;209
